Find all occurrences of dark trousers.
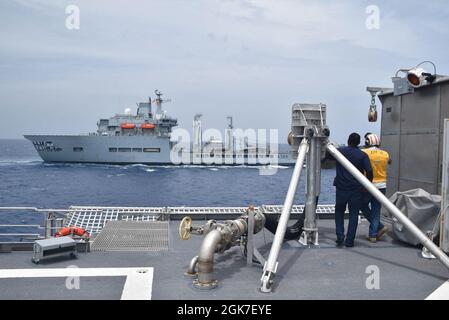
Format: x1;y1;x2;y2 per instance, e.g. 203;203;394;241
335;188;362;246
360;188;386;237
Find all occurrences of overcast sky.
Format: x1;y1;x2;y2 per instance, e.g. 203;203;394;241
1;0;448;143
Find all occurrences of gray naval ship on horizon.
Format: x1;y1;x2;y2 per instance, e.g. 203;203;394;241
24;90;294;166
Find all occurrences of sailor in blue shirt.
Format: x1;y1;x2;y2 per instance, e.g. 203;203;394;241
332;133;373;247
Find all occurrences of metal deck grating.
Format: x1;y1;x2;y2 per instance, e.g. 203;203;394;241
64;205;336;235
262;205;336;214
65;206;162;234
91;221;169;252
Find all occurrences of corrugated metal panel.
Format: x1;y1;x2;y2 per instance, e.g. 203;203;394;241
400;85;440;133
398;179;435;194
380;94;401;197
399;133;439;193
380;94;402;135
379;79;447;195
381;134;399;197
438;83;449;193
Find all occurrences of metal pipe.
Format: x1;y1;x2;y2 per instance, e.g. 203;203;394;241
0;207;70;214
186;255;199;277
261;138;309;293
0;233;41;237
195;229;222;288
45;212;52;238
188;211;264;288
314;138;322;197
326;142;449;270
0;225;42;228
304;137;317;231
247;208;255;267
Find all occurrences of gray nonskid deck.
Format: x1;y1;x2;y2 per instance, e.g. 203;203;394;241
0;220;447;300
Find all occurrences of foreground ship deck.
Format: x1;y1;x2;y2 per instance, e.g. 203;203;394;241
1;219;448;300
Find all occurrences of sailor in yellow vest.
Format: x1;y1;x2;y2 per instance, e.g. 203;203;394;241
361;133;390;243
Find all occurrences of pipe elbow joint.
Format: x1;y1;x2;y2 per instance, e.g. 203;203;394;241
195;229;222;289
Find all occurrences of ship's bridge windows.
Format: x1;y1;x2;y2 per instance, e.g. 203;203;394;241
143;148;160;153
109;148;118;152
132;148;143;152
73;147;84;152
118;148;132;152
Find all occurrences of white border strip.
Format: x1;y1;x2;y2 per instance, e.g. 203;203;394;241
426;280;449;300
0;267;153;300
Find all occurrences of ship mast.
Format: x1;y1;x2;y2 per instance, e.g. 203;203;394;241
153;89;171;119
225;116;234;153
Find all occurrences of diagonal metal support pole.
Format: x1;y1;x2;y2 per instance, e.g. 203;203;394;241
260;138;309;293
326;141;449;271
246;207;266;267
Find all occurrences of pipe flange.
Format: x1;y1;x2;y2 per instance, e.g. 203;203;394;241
193;279;218;290
302;227;318;232
184;271;198;279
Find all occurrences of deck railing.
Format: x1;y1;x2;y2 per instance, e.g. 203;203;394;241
0;207;69;243
0;204;338;244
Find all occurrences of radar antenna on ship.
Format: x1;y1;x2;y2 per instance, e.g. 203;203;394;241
226;116;233;129
153;89;172;104
153;89;171;118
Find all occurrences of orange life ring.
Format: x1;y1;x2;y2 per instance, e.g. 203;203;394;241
55;226;90;238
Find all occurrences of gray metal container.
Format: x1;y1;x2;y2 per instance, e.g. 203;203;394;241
378;77;449;197
32;236;77;263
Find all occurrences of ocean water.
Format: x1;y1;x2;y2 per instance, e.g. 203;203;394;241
0;139;336;232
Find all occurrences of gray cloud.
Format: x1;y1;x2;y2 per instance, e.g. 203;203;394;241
1;0;448;144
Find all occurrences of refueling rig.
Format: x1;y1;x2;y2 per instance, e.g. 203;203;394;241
2;64;449;299
179;102;449;293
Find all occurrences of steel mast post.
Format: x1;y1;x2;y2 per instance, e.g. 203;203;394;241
314;136;322;197
441;119;449;253
300;133;321;245
260;138;309;293
326;141;449;270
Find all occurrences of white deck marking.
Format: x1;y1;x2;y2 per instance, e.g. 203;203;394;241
0;267;153;300
426;280;449;300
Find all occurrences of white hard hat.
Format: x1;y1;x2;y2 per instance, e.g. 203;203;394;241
365;133;380;147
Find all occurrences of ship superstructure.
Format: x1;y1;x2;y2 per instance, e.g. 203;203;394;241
96;89;177;139
25;90;177;164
